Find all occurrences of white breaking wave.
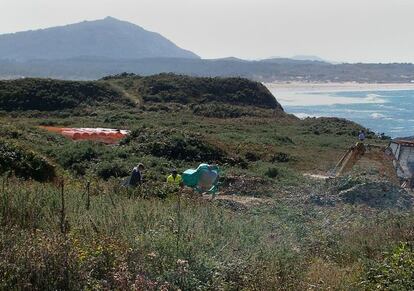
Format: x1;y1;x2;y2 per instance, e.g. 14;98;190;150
365;93;387;103
370;112;387;119
293;112;322;119
274;91;388;106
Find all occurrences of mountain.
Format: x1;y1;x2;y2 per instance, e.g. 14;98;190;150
0;16;199;60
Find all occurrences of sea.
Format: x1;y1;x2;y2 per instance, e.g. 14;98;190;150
270;88;414;138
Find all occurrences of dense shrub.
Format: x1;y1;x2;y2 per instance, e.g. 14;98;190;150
245;152;260;162
0;78;131;111
148;136;224;162
302;117;373;137
270;152;293;163
52;142;101;176
96;161;129;180
0;140;55;181
265;167;280;178
192;103;256;118
124;127;226;162
362;243;414;290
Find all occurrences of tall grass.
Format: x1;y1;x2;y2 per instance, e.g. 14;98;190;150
1;176;414;289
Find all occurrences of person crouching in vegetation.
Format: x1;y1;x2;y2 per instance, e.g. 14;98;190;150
124;163;144;187
167;169;183;187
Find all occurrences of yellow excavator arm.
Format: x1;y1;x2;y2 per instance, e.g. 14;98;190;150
334;142;366;177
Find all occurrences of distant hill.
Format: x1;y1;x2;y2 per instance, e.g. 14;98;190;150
291;55;330;63
1;57;414;83
0;18;413;82
0;17;199;60
259;57;328;65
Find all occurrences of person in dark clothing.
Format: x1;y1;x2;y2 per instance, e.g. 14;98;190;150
358;130;366;142
124;163;145;187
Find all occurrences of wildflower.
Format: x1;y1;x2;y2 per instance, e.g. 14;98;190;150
176;259;188;265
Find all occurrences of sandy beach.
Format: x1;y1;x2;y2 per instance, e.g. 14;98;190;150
264;82;414;93
264;82;414;106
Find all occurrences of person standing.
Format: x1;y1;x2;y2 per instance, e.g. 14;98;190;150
358;130;366;142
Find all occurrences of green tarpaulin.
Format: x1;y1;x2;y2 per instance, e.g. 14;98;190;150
182;163;220;194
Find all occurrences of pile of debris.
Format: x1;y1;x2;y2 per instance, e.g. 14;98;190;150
338;180;413;209
308;175;413;209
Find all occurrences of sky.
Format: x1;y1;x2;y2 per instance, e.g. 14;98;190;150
1;0;413;63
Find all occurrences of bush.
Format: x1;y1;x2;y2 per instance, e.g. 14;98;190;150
96;161;129;180
0;78;131;111
52;142;101;176
362;243;414;290
148;136;224;162
124;127;227;162
245;152;260;162
303;117;367;137
0;140;55;181
271;152;292;163
192;103;255;118
265;167;280;178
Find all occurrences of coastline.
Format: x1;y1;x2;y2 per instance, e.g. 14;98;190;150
264;82;414;93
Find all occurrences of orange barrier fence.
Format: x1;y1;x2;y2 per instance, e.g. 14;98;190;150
40;126;129;144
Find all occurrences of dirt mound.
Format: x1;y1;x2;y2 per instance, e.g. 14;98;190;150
220;175;273;197
338;181;413;209
203;194;270;211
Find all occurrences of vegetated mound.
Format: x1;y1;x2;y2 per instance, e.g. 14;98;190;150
0;78;130;111
301;117;370;137
190;102;287;118
122;127;228;163
104;73;284;110
0;139;55;181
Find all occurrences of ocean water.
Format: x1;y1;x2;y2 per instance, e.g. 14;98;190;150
274;89;414;138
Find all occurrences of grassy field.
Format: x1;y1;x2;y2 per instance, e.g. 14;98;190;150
1;75;412;290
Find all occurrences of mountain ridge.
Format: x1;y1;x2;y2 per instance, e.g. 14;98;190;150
2;57;413;83
0;17;199;60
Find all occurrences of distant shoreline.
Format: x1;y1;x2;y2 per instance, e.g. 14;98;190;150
264;82;414;93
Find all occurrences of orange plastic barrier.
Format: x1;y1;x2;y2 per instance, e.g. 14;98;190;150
40;127;129;144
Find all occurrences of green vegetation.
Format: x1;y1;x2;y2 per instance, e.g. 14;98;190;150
0;139;55;181
123;127;227;162
1;74;407;290
362;243;414;290
0;78;131;111
135;74;282;109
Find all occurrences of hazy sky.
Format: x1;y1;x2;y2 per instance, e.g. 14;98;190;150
1;0;413;63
